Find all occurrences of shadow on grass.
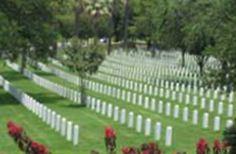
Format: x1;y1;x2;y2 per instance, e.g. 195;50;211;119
63;104;86;108
0;70;27;83
0;90;21;106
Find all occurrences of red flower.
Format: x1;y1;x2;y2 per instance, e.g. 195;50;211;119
122;147;138;154
196;138;209;154
105;126;116;138
213;139;222;152
31;141;48;154
7;121;23;139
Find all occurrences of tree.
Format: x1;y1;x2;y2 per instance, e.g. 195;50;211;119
62;37;105;105
204;0;236;87
0;0;58;73
160;0;189;66
134;0;168;57
182;1;216;76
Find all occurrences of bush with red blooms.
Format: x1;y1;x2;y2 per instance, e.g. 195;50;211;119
196;138;210;154
7;121;49;154
104;126;116;153
29;141;49;154
7;121;23;140
122;142;162;154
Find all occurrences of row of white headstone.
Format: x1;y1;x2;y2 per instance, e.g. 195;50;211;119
101;53;228;88
0;76;79;145
86;96;173;146
6;61;81;104
85;80;234;119
31;60;234;121
94;69;233;101
47;57;232;105
32;61;234;129
99;62;233;101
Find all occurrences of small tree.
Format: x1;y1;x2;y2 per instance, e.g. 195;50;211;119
62;37;105;105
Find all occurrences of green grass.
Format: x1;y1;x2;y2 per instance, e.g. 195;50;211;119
1;60;233;154
25;63;228;153
0;88;80;154
0;62;173;154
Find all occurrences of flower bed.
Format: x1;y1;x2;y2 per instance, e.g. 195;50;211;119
7;121;49;154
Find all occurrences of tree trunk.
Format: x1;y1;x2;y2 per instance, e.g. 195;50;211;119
107;36;112;55
123;0;129;51
79;72;86;106
181;50;185;67
20;51;27;74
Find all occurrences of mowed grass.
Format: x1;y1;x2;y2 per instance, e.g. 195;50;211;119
0;88;81;154
26;63;228;153
0;62;173;154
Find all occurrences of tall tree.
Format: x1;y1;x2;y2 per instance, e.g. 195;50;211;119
0;0;58;72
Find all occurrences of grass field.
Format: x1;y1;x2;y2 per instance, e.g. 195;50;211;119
0;61;232;153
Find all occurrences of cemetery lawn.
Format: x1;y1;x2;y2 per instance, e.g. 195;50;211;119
0;62;169;153
0;61;229;153
0;88;81;154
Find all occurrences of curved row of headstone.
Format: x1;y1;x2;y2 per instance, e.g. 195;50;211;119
6;61;174;147
45;59;234;119
41;60;234;121
86;96;173;146
99;60;232;94
0;75;79;146
101;51;231;90
33;61;234;131
93;70;234;103
6;61;82;104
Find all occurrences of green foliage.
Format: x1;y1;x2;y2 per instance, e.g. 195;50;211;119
62;37;105;75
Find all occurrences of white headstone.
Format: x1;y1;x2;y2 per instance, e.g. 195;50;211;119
144;97;149;109
56;114;61;132
165;126;172;146
226;120;233;128
173;105;179;119
73;125;79;145
120;109;126;124
67;121;73;141
193;110;198;125
96;100;101;113
218;102;223;115
227;104;233;117
51;111;56;129
213;116;220;131
151;98;156;111
209;100;214;112
165;102;171;116
47;109;52;125
158;101;163;114
154;122;161;141
128;112;134;128
61;118;67;136
101;102;106;115
185;94;190;105
107;104;113;118
183;107;189;122
202;113;209;129
114;106;119;121
178;93;183;103
201;98;206;109
144;118;151;136
136;115;142;133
